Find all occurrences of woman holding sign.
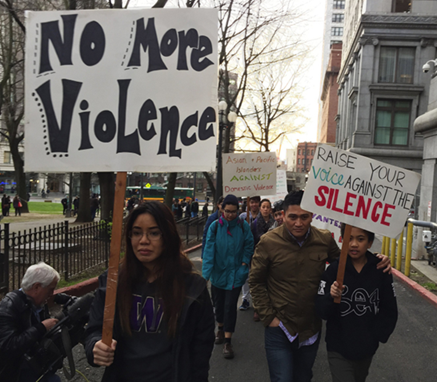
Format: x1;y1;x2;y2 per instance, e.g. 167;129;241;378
85;202;215;382
316;224;398;382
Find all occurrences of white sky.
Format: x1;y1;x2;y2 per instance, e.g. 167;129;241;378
128;0;326;158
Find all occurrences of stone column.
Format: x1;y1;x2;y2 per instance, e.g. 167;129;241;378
413;74;437;258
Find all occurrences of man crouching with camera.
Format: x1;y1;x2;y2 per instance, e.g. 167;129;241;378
0;262;61;382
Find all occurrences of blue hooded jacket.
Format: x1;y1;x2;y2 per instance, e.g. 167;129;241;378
202;215;254;290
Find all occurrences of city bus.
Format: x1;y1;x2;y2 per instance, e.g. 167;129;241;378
125;186;194;202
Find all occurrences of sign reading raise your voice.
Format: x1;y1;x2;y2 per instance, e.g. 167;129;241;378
25;9;218;172
301;144;420;238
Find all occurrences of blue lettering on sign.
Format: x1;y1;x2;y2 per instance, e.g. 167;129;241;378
130;294;164;332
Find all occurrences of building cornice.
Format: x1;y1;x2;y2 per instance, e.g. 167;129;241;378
361;14;437;29
368;83;425;95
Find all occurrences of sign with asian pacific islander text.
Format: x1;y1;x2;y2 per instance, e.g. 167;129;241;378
301;144;421;238
24;9;218;172
222;152;277;197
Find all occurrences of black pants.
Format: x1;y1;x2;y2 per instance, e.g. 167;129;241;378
211;285;242;333
328;351;373;382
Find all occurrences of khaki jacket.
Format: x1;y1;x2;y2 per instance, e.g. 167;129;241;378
249;224;340;342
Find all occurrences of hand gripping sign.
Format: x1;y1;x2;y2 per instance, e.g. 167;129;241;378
302;144;420;302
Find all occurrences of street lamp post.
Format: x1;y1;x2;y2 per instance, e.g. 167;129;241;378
217;101;237;201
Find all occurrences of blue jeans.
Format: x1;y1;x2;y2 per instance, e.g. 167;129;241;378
265;326;320;382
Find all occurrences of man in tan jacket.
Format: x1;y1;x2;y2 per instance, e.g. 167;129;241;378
249;190;390;382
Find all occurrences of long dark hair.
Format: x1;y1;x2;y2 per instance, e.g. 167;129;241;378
117;201;194;337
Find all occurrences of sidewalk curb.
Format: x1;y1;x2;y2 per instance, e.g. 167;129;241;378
54;244;203;297
392;268;437;309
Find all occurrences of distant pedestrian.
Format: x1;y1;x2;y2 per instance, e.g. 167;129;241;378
90;194;99;220
13;195;22;216
316;225;398;382
184;199;191;219
73;196;80;216
268;199;284;231
1;194;8;216
202;202;209;218
191;198;199;217
5;195;10;216
61;197;68;215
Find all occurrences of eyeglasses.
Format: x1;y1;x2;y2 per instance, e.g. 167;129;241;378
129;229;162;241
224;209;238;215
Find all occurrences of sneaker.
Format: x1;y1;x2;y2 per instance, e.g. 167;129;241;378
215;329;224;345
223;343;234;359
239;299;250;311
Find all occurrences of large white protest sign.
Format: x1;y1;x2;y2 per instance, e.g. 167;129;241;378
222;152;277;197
264;170;288;203
301;144;421;238
25;9;218;172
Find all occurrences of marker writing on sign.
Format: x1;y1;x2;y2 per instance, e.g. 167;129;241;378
314;185;395;226
35;14;215;158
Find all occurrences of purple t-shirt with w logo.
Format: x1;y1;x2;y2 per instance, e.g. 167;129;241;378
117;281;173;382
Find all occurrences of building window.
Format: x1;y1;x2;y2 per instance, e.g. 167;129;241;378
331;27;343;37
378;47;415;84
298;159;300;164
375;100;411;146
302;149;305;155
3;151;11;164
332;13;344;23
298;149;301;154
393;0;411;13
333;0;345;10
302;159;306;165
311;149;314;155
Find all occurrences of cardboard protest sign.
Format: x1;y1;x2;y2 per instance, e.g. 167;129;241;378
264;170;288;203
302;144;421;238
311;213;342;247
222;152;277;197
25;9;218;172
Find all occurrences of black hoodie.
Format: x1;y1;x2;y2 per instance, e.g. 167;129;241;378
316;251;398;360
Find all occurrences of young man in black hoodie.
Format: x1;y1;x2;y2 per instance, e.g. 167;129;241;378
316;224;398;382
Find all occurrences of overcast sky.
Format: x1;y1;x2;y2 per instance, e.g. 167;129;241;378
128;0;326;155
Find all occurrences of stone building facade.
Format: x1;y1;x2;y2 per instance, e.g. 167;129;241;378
337;0;437;175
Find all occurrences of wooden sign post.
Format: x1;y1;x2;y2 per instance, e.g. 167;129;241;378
333;224;351;304
102;172;127;346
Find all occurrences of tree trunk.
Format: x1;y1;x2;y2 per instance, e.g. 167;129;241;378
98;172;115;221
76;172;92;222
203;172;216;204
164;173;177;209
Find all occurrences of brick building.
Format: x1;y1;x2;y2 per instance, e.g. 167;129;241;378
320;43;342;143
296;142;318;173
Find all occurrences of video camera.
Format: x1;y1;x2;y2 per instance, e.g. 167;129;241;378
24;292;95;380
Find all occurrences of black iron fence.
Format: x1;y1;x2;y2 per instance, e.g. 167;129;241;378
0;216;207;294
176;216;207;246
0;221;110;293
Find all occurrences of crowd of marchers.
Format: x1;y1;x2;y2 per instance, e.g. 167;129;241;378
0;191;397;382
